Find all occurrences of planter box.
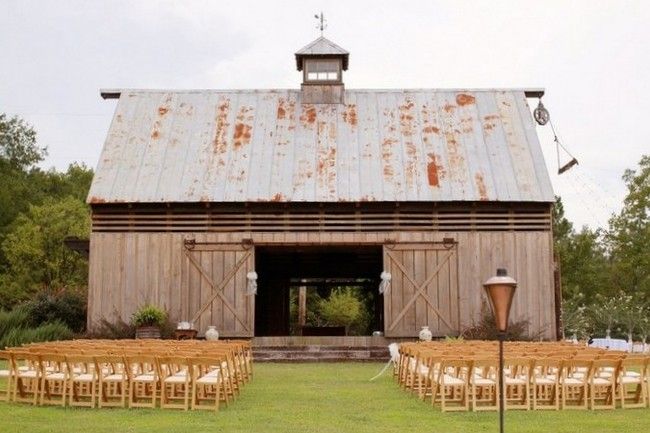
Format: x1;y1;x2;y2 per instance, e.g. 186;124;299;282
135;326;161;339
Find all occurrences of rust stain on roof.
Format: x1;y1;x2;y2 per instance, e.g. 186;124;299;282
342;104;357;126
213;99;231;158
88;196;107;204
483;114;500;132
475;173;488;201
459;116;474;134
233;106;254;149
158;106;170;116
423;126;440;134
300;105;317;126
399;99;415;136
270;193;285;202
427;153;445;187
456;93;476;106
150;120;162;140
277;99;286;119
443;103;455;113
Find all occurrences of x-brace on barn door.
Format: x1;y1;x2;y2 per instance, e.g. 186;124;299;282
383;242;460;337
183;240;255;337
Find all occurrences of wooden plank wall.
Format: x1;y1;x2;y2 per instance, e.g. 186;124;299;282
88;231;555;339
383;244;459;337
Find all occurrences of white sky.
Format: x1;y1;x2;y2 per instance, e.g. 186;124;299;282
1;0;648;230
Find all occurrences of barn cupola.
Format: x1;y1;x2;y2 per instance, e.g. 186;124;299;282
295;36;349;104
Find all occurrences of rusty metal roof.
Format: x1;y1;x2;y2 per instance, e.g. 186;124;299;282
88;89;554;204
295;36;350;70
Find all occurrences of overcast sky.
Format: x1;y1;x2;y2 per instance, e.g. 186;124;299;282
1;0;648;229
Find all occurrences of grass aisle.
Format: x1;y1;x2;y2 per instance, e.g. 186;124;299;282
1;362;649;433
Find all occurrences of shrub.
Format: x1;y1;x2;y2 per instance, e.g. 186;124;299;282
0;305;31;339
0;321;73;348
24;290;87;332
131;305;167;328
318;288;362;328
461;304;541;341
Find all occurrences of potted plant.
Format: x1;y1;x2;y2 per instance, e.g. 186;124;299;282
131;304;167;339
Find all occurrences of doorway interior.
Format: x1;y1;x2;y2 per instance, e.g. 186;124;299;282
254;245;383;336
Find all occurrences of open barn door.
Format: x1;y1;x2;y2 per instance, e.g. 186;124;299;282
183;240;255;337
383;242;459;337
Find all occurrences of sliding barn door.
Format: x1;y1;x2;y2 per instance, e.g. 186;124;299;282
183;242;255;337
383;243;459;337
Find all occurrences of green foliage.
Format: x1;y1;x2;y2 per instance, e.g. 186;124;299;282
553;197;610;302
0;113;45;170
0;113;93;308
0;196;90;307
131;305;168;328
0;305;32;339
23;290;87;333
561;292;592;339
0;321;73;348
607;154;650;298
318;287;362;328
461;304;539;341
590;293;623;334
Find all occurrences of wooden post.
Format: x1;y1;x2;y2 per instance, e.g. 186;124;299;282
298;285;307;327
553;253;563;341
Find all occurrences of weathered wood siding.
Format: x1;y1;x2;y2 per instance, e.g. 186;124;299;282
88;231;555;339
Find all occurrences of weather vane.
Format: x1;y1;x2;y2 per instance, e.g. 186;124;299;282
314;12;327;36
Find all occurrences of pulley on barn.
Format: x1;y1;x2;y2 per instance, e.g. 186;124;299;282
534;99;578;175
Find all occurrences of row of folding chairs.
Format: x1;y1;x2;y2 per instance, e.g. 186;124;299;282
0;340;253;411
14;339;253;387
395;341;649;411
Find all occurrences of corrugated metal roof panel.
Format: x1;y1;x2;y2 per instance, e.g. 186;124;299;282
87;89;555;204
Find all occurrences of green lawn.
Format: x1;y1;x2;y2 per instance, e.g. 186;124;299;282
1;362;649;433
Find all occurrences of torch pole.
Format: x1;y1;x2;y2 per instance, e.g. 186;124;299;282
498;332;505;433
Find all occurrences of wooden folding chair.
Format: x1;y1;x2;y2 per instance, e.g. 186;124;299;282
589;359;619;410
618;356;647;409
66;354;98;408
531;359;560;410
560;359;591;410
0;351;12;402
437;359;471;412
191;357;224;411
11;351;41;405
126;355;159;409
470;358;499;411
504;357;531;410
95;355;129;408
158;356;191;410
39;354;67;406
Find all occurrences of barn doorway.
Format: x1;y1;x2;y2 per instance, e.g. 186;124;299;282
254;245;383;336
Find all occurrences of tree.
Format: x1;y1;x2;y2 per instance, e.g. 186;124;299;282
553;197;610;302
607;155;650;297
318;288;362;328
561;292;592;340
0;197;90;307
0;113;46;170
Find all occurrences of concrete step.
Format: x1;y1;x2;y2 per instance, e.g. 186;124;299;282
252;345;389;362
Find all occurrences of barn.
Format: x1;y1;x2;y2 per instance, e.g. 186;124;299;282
86;36;557;340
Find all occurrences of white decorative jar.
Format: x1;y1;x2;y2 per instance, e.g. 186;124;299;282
205;326;219;341
419;326;433;341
